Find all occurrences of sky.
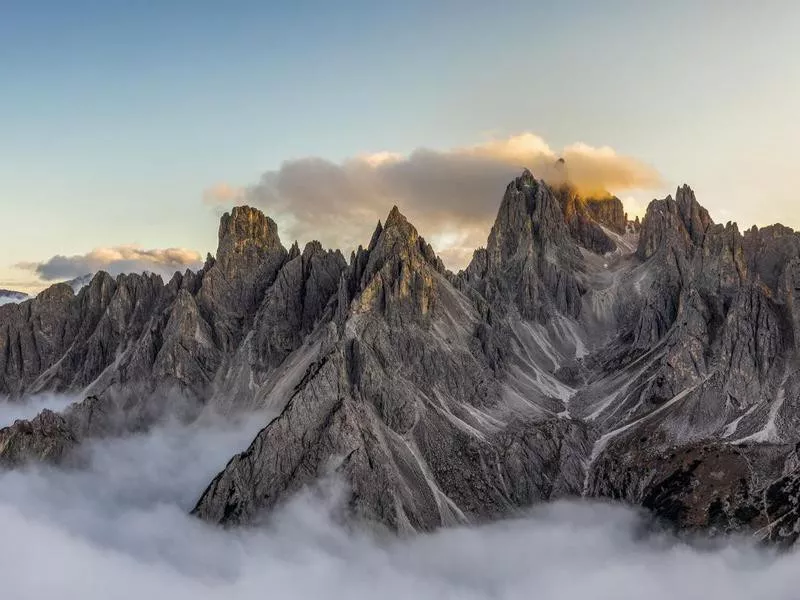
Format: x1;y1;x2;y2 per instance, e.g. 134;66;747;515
2;0;799;293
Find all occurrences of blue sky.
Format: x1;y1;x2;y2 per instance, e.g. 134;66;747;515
2;1;799;292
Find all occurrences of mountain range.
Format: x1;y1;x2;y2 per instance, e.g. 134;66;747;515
3;169;800;544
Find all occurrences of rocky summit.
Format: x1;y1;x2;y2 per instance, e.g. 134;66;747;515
4;171;800;543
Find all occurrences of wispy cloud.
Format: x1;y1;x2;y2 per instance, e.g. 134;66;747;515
202;182;243;206
204;133;661;270
16;246;203;282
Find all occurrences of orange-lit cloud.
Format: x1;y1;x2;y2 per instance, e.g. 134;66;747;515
204;133;661;270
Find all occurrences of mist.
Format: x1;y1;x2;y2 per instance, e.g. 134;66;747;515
0;296;29;307
0;393;78;426
1;397;800;599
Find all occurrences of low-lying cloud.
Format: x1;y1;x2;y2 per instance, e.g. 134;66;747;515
0;295;30;307
16;246;204;283
204;133;661;269
0;393;78;426
2;395;800;598
0;288;31;306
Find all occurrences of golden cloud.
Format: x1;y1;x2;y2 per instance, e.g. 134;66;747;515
204;133;660;270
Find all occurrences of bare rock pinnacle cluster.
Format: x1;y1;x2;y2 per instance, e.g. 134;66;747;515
4;168;800;543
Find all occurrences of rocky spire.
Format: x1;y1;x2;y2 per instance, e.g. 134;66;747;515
485;170;577;267
637;185;714;260
333;206;445;325
470;170;583;320
198;206;289;351
215;205;284;272
675;184;712;247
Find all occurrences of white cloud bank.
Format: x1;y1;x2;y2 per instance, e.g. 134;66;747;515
1;395;800;599
205;133;661;269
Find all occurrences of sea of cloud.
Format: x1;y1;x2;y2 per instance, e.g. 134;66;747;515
1;395;800;599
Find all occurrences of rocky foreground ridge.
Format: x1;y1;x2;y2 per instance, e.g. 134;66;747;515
4;171;800;543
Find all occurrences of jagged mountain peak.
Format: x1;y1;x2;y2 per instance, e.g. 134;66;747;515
517;167;536;186
363;206;438;267
637;184;714;259
338;206;445;323
553;185;628;253
462;170;586;321
488;170;577;264
216;205;284;268
355;208;445;285
674;184;712;245
376;205;417;240
301;239;325;258
196;206;290;351
367;220;384;252
384;205;407;229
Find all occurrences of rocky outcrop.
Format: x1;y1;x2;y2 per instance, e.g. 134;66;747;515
251;241;346;370
0;409;79;467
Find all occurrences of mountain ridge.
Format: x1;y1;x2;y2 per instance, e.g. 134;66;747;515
4;172;800;542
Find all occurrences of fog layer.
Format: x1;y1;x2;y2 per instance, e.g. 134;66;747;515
0;397;799;599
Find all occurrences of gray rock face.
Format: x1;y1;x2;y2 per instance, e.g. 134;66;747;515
193;207;594;529
555;185;628;254
0;206;342;401
0;409;79;467
197;205;289;352
251;241;346;371
6;170;800;544
462;171;584;322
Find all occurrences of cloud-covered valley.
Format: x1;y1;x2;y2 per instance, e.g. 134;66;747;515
1;395;800;600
